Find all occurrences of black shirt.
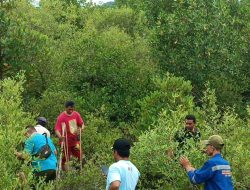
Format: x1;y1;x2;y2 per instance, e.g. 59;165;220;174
174;127;201;150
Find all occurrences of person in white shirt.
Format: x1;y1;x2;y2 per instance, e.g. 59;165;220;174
106;138;140;190
34;117;51;137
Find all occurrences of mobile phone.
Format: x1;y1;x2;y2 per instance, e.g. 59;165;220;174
101;165;109;176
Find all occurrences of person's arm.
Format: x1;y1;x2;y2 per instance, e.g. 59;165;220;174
76;112;84;129
48;138;57;155
15;138;34;160
81;123;85;130
14;151;30;161
76;113;85;136
55;130;64;141
14;151;25;159
106;165;121;190
187;162;213;184
180;156;213;184
55;116;65;141
109;181;120;190
24;138;34;154
180;156;195;172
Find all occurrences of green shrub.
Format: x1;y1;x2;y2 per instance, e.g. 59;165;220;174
132;86;250;189
0;74;34;189
132;109;205;190
138;73;194;130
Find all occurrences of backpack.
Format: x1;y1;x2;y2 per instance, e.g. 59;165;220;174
33;133;52;160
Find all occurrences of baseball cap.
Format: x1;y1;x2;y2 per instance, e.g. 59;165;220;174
37;117;47;123
204;135;224;149
112;138;131;151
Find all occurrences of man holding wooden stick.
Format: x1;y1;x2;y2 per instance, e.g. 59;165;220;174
55;101;85;171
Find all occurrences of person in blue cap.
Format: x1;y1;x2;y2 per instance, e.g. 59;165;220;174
180;135;233;190
35;117;51;137
106;138;140;190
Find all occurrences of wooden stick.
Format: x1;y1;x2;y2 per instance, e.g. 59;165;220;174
57;123;66;178
80;127;82;171
63;123;69;169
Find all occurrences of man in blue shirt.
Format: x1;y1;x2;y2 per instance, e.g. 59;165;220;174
106;138;140;190
15;126;57;183
180;135;233;190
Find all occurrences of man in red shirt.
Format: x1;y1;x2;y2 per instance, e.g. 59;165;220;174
55;101;85;171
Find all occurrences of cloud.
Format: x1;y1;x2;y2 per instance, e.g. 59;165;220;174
88;0;114;4
32;0;114;6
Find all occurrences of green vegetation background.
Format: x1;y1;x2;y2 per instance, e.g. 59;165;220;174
0;0;249;189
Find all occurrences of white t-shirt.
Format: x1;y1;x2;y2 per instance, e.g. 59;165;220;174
34;124;51;137
106;160;140;190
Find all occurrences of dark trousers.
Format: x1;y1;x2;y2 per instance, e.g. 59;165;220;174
34;169;56;183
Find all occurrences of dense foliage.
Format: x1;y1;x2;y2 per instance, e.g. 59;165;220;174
117;0;250;114
0;0;249;189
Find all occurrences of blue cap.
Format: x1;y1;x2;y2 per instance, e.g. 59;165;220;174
37;117;47;123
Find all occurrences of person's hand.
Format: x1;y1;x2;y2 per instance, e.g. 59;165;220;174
59;136;65;142
179;156;191;168
180;156;195;172
14;151;22;158
77;127;81;134
79;125;85;131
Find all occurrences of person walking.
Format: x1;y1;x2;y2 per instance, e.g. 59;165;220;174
106;138;140;190
54;101;85;171
180;135;233;190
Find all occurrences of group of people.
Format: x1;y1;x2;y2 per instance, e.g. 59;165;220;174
105;115;234;190
15;104;234;190
15;101;85;183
